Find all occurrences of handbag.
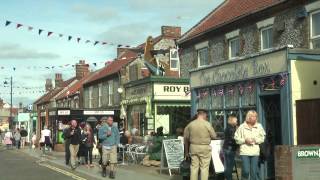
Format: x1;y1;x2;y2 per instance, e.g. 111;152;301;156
180;156;191;176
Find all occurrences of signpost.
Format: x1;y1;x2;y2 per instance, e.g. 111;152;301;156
160;139;184;176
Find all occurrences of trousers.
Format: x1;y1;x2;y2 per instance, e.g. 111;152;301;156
190;144;211;180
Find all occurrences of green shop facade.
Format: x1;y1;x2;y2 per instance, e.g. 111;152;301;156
189;47;320;179
121;76;191;136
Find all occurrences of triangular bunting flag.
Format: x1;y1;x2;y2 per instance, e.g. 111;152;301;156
117;45;122;48
39;29;43;35
16;24;23;29
77;38;81;43
94;41;99;46
13;67;16;71
5;21;11;26
102;42;107;45
28;26;33;31
85;40;91;43
68;36;72;41
93;63;97;66
47;32;53;37
59;34;63;37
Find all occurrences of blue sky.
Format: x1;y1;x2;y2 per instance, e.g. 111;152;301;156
0;0;223;106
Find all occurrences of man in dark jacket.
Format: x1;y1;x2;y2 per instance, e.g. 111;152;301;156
62;124;71;165
65;120;81;170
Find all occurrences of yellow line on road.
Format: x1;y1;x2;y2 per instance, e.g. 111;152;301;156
37;163;87;180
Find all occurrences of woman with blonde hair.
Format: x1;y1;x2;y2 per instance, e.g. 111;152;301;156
234;110;265;180
223;115;239;180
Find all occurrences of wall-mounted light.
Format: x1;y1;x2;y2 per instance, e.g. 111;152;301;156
117;88;123;94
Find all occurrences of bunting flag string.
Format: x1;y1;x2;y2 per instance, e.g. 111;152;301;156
3;19;133;48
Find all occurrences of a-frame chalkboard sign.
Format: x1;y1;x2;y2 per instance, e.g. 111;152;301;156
160;139;184;176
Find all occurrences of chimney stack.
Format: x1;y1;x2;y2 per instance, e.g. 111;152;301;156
0;98;3;109
45;78;53;92
76;60;89;80
55;73;63;88
161;26;181;39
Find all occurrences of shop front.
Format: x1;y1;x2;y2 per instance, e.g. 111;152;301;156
189;47;320;179
83;109;117;130
122;76;191;136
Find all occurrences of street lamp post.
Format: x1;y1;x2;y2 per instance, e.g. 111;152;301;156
4;76;13;129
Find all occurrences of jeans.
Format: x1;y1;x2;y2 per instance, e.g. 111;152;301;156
15;140;20;149
65;141;70;165
85;146;93;164
240;155;260;180
223;149;236;180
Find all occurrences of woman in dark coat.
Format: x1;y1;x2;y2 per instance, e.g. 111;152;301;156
223;115;239;180
84;123;95;168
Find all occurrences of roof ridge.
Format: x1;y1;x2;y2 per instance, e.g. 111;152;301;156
179;0;228;42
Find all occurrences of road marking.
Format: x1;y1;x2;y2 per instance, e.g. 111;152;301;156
37;163;87;180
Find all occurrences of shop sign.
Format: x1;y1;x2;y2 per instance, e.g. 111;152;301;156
292;146;320;180
83;110;114;115
49;111;56;116
40;112;46;117
190;49;287;88
126;84;152;99
57;110;70;115
154;84;191;100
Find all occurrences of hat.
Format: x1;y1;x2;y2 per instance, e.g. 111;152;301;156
197;109;208;114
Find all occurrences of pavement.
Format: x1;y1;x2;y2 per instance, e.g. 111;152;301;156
0;144;182;180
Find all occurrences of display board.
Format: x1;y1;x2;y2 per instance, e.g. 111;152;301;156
210;140;224;174
160;139;184;176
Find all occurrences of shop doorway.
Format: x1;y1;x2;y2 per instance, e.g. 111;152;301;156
261;94;281;180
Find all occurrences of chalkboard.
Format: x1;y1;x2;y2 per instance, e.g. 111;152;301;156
162;139;184;169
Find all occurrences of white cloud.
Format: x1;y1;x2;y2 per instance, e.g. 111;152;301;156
71;3;120;22
0;44;60;60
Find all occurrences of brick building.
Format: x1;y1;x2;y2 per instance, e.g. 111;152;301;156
178;0;320;179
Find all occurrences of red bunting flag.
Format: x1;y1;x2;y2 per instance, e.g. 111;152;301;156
16;24;23;29
77;38;81;43
47;32;53;37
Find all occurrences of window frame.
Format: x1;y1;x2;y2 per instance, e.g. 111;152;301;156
89;86;93;108
310;10;320;49
98;83;102;107
108;80;113;106
169;49;179;70
260;26;273;51
197;47;209;67
228;37;240;59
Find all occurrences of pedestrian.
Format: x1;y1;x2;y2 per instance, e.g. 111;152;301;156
98;116;120;179
84;123;95;168
234;110;266;180
184;109;217;180
96;121;103;166
31;132;37;149
4;129;13;149
78;122;87;165
14;128;21;149
40;126;52;153
20;127;28;149
62;124;71;165
65;120;81;170
223;115;239;180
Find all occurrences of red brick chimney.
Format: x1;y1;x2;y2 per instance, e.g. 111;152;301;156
161;26;181;39
55;73;63;88
76;60;89;80
45;78;53;92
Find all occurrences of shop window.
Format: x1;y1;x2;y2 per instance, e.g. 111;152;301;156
241;82;256;107
311;10;320;49
197;89;210;109
229;37;240;59
197;48;209;67
261;26;273;50
170;48;179;70
210;111;225;135
211;88;223;109
108;80;113;106
225;86;239;108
